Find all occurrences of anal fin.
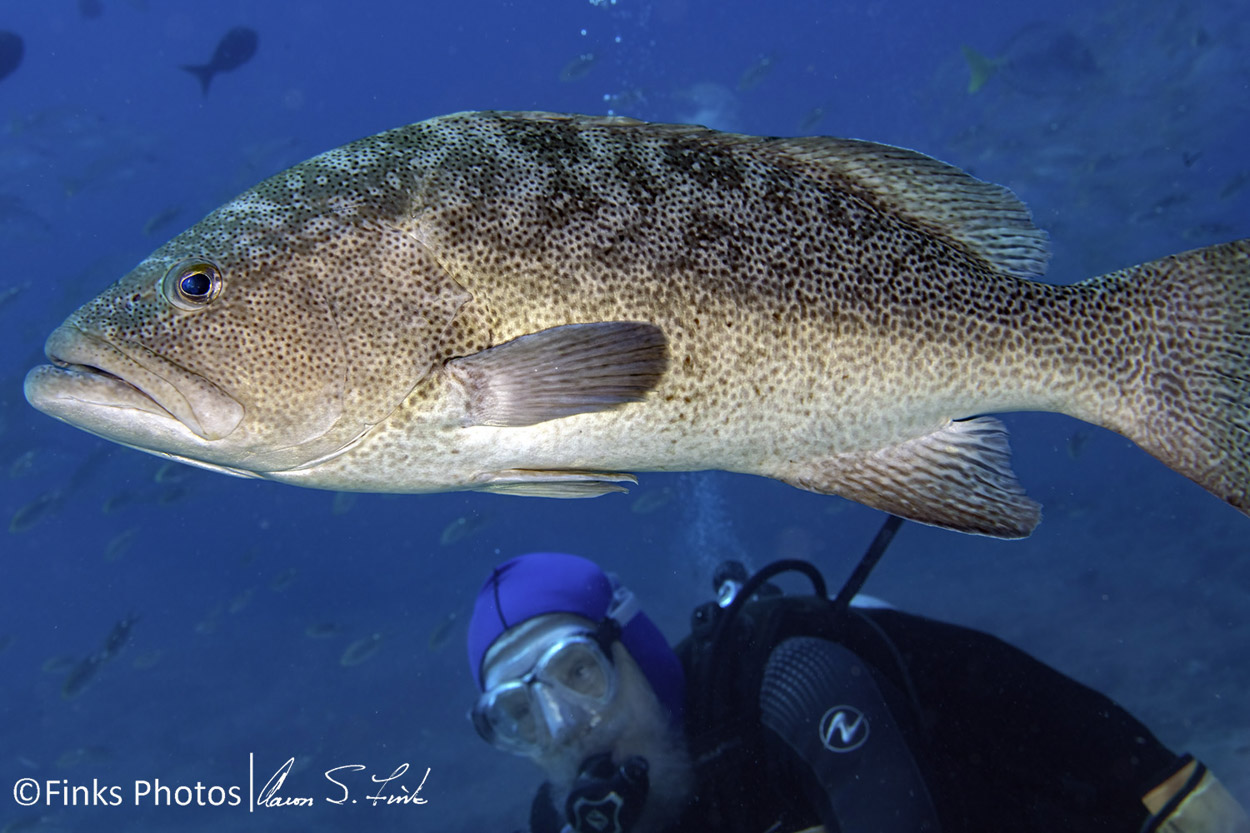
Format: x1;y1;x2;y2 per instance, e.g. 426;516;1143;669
776;417;1041;538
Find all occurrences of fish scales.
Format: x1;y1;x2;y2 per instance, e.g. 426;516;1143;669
24;111;1250;537
322;115;1089;479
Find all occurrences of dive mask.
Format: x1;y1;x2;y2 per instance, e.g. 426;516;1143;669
473;621;620;756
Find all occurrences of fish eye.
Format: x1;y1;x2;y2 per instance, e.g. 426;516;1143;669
161;258;223;310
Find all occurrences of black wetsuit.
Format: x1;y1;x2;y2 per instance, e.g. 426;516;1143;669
530;594;1183;833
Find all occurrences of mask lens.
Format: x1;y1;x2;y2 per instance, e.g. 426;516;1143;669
539;641;612;700
473;683;539;750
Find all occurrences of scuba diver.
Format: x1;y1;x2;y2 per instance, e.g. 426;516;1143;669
466;518;1250;833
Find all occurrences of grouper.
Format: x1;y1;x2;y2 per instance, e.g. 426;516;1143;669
23;111;1250;537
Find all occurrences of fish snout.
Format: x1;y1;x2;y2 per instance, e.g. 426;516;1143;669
33;324;244;441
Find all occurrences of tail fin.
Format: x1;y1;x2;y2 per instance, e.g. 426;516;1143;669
1081;239;1250;514
960;45;997;94
180;63;214;96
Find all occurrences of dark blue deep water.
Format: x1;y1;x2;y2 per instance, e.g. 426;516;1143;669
1;1;1247;830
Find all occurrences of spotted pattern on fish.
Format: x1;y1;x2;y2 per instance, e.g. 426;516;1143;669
25;111;1250;536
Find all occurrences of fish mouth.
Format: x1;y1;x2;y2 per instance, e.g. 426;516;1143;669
25;325;244;442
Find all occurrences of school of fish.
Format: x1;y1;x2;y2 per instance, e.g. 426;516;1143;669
23;111;1250;537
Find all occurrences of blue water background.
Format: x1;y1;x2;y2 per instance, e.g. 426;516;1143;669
1;1;1247;829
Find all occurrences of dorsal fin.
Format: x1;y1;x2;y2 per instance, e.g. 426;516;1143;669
757;135;1051;279
464;111;1051;280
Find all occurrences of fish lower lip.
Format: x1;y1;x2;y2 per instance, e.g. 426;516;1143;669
48;358;168;412
24;360;182;442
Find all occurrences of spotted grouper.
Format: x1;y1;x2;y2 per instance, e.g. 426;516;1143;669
23;111;1250;537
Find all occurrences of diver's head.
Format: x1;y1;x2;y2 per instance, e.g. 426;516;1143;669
467;553;684;758
467;553;691;826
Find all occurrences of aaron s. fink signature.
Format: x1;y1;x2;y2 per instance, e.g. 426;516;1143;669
255;756;430;807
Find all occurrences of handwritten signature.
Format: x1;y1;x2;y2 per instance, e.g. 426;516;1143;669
256;756;430;808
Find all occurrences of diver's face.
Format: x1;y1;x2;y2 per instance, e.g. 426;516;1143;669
475;615;621;760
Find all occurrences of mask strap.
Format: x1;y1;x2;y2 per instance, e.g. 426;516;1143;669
593;584;638;656
606;584;639;627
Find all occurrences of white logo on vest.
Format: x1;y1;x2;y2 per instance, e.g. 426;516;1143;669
819;706;869;752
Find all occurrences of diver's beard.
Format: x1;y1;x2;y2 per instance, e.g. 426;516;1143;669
540;727;693;833
614;728;693;833
537;677;693;833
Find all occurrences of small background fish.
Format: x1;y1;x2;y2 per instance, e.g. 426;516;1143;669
0;30;23;84
181;25;258;96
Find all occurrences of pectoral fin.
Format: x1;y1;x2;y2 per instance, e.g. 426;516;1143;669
447;321;668;427
474;469;638;498
776;416;1041;538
